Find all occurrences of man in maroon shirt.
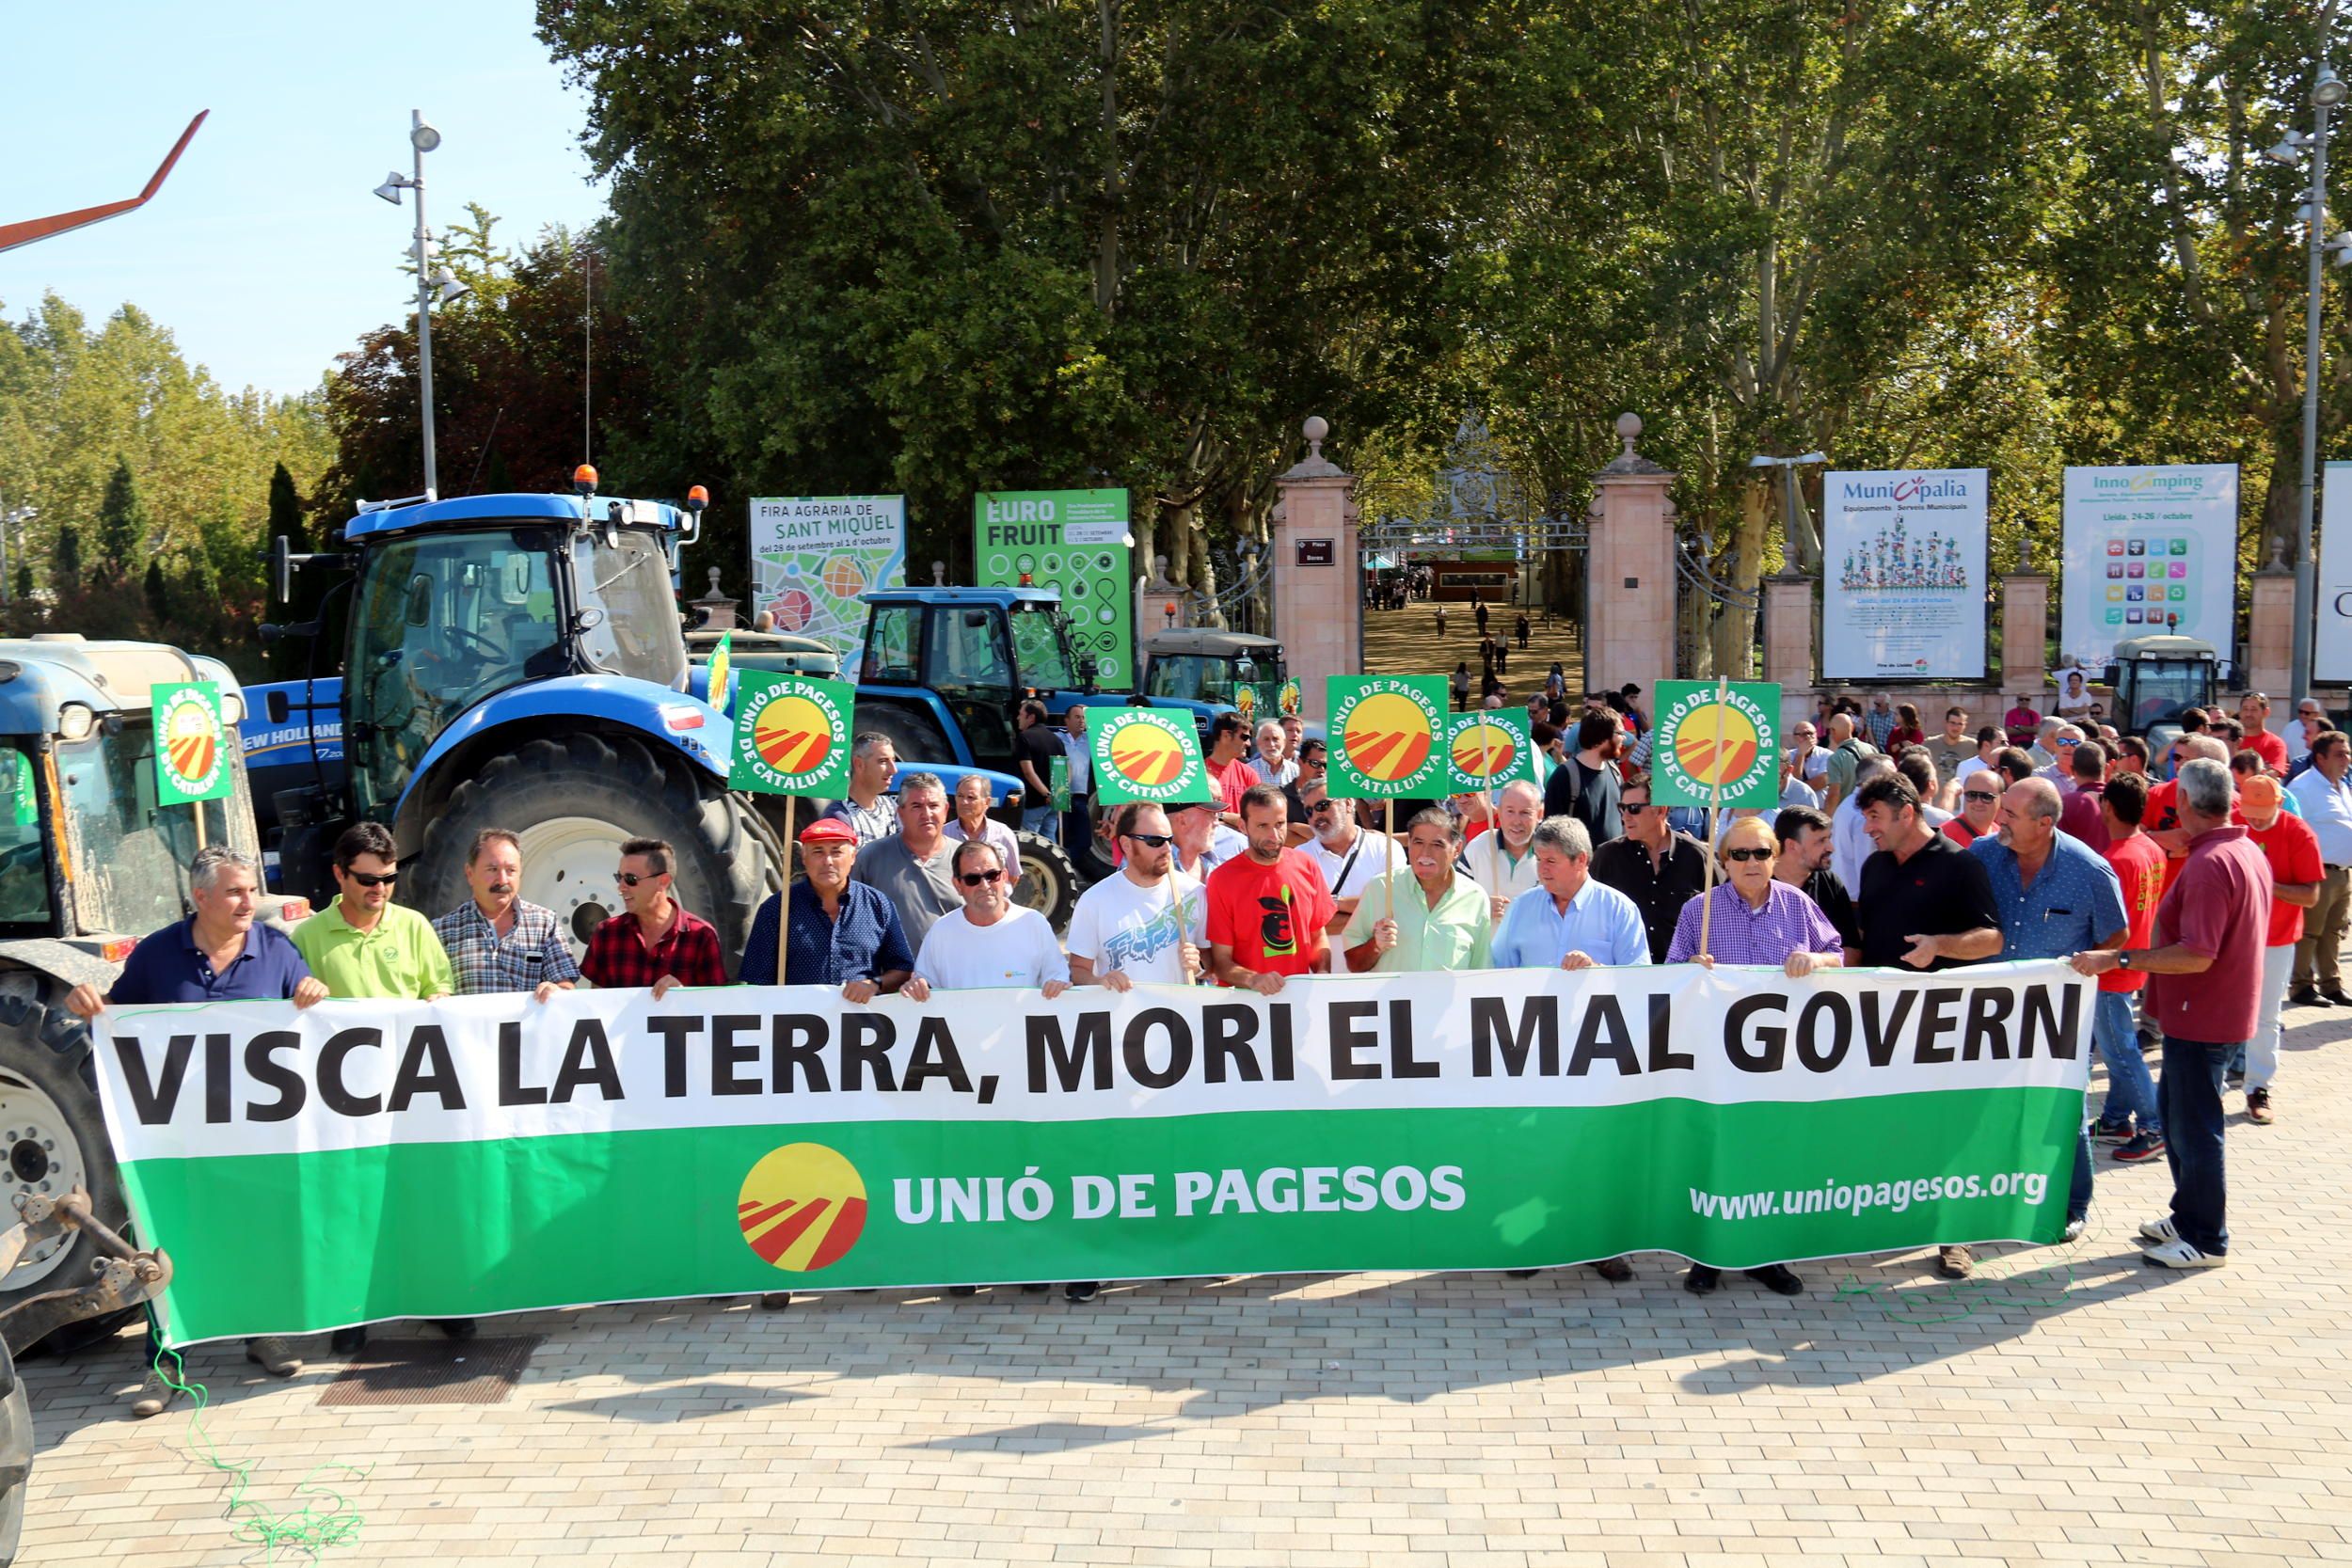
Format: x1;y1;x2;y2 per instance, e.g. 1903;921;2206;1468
2072;759;2270;1268
2057;741;2109;852
582;836;729;995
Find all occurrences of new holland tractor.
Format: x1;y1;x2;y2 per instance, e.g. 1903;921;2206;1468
263;480;1044;961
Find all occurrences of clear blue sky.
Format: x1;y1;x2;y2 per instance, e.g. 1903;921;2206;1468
0;2;603;398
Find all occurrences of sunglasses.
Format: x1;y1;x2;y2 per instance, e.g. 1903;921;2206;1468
1620;803;1650;815
1125;832;1174;848
958;869;1005;887
1963;790;2000;803
1723;847;1772;863
612;871;661;887
345;869;399;888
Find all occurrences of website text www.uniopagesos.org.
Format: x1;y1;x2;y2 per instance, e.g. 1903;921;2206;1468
1690;1169;2051;1222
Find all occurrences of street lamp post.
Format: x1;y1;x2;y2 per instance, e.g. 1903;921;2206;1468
372;112;465;500
2289;59;2352;708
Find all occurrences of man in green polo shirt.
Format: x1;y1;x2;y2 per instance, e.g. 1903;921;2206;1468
291;820;456;1352
293;821;455;1002
1341;809;1494;973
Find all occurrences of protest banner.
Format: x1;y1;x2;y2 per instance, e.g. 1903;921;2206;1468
1648;681;1781;810
974;490;1134;688
2058;464;2238;670
153;681;232;809
1089;708;1210;807
751;497;907;672
1821;469;1988;678
728;673;857;976
93;962;2089;1345
1445;711;1541;793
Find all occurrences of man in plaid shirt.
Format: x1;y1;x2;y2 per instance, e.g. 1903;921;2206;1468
581;836;728;995
432;828;582;1001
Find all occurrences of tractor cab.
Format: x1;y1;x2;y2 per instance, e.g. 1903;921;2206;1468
1140;628;1285;727
852;586;1095;766
2103;634;2218;754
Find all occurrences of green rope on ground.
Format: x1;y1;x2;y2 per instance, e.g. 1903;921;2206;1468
1830;1227;2090;1325
149;1312;369;1560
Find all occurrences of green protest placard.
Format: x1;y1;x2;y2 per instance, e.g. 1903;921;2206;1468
974;490;1134;688
1326;675;1448;799
1649;680;1783;809
1445;710;1541;794
1049;754;1072;812
1089;707;1209;807
729;673;855;798
153;681;232;806
1278;678;1302;719
707;632;734;717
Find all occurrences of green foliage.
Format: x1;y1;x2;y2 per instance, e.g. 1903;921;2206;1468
0;293;332;674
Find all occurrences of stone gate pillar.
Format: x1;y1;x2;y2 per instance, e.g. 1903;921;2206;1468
1586;414;1677;700
2248;557;2296;700
1269;417;1361;721
1999;573;2049;705
1762;571;1818;732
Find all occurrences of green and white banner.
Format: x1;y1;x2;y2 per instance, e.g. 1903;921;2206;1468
95;964;2090;1346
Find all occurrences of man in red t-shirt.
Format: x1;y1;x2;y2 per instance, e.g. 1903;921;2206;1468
1204;713;1259;821
2090;775;2167;1156
1206;784;1338;991
2074;758;2271;1268
2239;692;2290;774
2238;776;2322;1125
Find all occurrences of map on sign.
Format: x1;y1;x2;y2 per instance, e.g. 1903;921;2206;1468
1445;711;1541;793
1089;707;1210;806
152;681;232;806
1326;675;1448;800
729;673;856;798
1648;680;1782;810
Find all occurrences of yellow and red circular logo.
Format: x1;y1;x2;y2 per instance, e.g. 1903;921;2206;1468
739;1143;868;1272
1341;691;1435;783
1450;719;1520;781
1671;701;1761;787
751;693;835;776
159;688;224;796
1090;710;1201;801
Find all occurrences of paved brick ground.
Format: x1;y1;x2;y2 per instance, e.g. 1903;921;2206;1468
18;1006;2352;1568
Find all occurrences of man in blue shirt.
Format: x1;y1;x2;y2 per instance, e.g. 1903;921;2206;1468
738;816;916;993
65;846;326;1418
1487;814;1649;1284
1971;779;2128;1241
1490;817;1652;971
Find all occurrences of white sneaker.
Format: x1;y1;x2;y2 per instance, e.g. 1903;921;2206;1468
2138;1215;2179;1244
2141;1237;2226;1269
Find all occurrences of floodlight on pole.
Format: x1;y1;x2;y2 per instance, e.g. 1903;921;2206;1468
1748;451;1830;572
377;109;446;499
410;118;442;152
2319;69;2348;108
373;173;408;204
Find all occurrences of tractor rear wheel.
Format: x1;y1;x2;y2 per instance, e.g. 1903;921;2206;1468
1011;831;1079;932
0;988;134;1355
407;732;770;974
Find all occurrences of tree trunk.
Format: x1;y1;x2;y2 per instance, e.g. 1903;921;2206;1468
1709;477;1772;678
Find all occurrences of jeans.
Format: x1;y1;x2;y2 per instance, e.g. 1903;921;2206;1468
2068;1117;2093;1226
2229;944;2294;1093
1021;803;1059;838
2291;863;2351;990
2158;1035;2233;1255
2091;990;2161;1132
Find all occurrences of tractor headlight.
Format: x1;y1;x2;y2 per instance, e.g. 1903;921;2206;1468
219;690;246;725
56;704;94;740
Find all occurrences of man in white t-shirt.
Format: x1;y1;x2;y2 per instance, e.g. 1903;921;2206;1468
1304;792;1408;935
1459;778;1543;923
904;840;1071;998
1067;802;1204;989
1951;725;2004;794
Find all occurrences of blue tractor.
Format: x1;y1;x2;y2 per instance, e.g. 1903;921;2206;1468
0;638;278;1343
263;483;1033;961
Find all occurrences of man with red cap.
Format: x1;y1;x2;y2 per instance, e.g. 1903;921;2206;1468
736;816;916;996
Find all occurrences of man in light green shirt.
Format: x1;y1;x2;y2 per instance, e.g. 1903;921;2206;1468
1342;809;1493;973
291;823;455;1003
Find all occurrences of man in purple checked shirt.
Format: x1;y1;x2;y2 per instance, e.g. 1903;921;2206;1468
1665;814;1845;1299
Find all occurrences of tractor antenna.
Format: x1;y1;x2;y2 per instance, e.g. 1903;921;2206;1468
582;239;593;468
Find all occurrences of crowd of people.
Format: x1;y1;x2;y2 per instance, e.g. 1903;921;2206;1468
72;681;2323;1418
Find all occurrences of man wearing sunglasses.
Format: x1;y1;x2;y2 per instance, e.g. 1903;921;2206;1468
290;821;458;1354
1067;802;1205;989
291;821;454;1006
1943;773;2002;848
903;841;1069;1001
580;837;728;998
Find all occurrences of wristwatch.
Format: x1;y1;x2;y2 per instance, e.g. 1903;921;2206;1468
2114;951;2131;971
